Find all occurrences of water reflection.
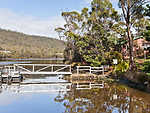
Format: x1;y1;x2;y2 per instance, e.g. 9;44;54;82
55;84;150;113
0;83;71;93
0;82;104;94
0;76;150;113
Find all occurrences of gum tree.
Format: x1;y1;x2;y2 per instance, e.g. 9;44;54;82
55;0;120;66
118;0;150;70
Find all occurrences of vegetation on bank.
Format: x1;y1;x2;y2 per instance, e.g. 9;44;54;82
0;29;65;58
55;0;150;87
56;0;150;68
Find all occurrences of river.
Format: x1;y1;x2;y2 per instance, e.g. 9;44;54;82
0;59;149;113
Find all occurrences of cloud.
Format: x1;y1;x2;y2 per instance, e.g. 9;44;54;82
0;8;65;38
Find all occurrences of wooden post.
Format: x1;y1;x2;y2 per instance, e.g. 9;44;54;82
102;66;104;75
51;65;53;72
77;82;79;88
33;64;35;72
77;66;79;75
9;66;10;75
70;65;71;73
89;82;91;89
90;66;91;74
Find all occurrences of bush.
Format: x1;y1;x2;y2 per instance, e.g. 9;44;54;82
142;61;150;73
103;51;123;66
115;61;129;73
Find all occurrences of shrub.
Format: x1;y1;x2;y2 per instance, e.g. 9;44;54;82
142;61;150;73
115;61;129;73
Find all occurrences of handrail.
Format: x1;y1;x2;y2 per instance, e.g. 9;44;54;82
14;64;72;75
77;65;106;75
14;64;71;66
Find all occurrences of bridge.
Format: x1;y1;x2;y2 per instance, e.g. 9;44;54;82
6;64;72;75
0;64;109;83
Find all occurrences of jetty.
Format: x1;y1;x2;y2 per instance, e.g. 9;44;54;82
0;64;110;83
0;64;72;83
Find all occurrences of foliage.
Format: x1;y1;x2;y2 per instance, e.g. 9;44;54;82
142;61;150;73
145;4;150;17
103;51;123;65
144;29;150;41
55;0;150;70
56;0;120;66
143;23;150;41
115;61;129;73
118;0;150;70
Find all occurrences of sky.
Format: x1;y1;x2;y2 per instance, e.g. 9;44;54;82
0;0;119;39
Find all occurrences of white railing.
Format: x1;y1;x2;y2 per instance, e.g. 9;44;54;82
77;66;107;75
75;82;104;90
0;66;20;78
14;64;72;75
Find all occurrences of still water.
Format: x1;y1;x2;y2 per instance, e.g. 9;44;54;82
0;60;150;113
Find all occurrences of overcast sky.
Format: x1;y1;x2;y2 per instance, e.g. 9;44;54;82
0;0;119;38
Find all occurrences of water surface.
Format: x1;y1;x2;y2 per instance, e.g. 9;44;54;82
0;60;149;113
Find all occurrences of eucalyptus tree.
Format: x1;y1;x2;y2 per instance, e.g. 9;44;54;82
82;0;120;66
118;0;150;70
143;4;150;41
55;0;120;66
56;11;85;62
145;4;150;17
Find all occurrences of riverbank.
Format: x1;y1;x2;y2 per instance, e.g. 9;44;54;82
64;70;150;92
115;71;150;92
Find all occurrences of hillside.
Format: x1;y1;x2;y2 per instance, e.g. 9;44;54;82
0;29;65;58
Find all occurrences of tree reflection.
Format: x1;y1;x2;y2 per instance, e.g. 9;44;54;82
54;83;150;113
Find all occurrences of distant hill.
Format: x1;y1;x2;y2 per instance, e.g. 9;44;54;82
0;29;65;58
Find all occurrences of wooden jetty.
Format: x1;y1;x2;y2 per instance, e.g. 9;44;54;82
68;65;110;81
0;66;22;83
0;64;72;83
76;65;109;75
14;64;72;75
0;64;110;83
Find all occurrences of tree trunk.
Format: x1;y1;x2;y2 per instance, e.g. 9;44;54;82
127;25;135;71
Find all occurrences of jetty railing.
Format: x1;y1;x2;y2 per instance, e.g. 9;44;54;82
76;65;109;75
14;64;72;75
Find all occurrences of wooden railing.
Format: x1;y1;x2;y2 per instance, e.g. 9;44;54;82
14;64;72;75
76;65;109;75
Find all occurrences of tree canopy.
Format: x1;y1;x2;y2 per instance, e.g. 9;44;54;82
55;0;150;68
